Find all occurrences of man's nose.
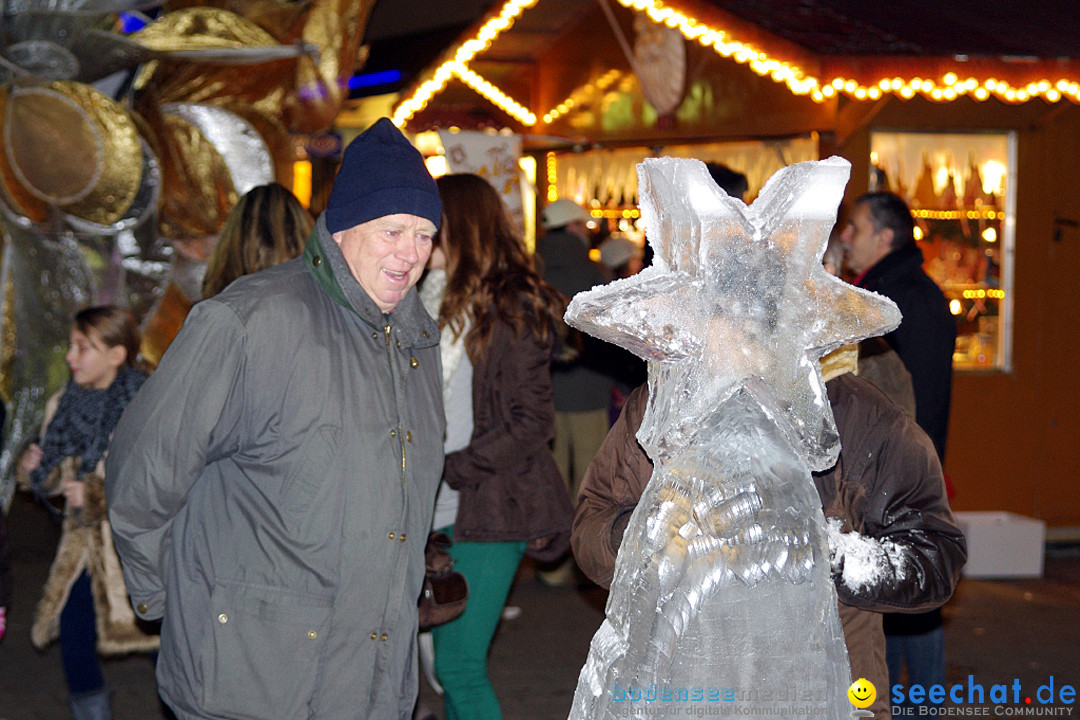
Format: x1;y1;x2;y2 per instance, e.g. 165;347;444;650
396;235;420;262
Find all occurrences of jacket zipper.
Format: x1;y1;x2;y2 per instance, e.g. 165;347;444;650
385;324;407;485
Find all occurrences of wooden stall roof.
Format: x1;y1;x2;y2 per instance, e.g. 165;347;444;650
384;0;1080;134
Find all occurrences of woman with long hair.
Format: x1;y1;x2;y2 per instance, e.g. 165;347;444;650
419;173;573;720
201;182;313;299
17;306;156;719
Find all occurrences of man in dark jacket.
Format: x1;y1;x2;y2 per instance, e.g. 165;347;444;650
840;192;955;462
107;118;446;720
536;198;614;495
572;352;966;720
840;191;958;709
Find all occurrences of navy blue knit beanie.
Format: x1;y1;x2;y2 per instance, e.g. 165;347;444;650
324;118;442;233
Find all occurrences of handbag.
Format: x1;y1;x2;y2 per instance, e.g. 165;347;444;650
418;531;468;630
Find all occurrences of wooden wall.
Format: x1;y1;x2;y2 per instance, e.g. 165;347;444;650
834;98;1080;528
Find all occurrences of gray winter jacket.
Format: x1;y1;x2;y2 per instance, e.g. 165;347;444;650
106;216;445;720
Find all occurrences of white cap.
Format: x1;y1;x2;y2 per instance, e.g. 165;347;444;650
599;235;642;270
541;198;591;230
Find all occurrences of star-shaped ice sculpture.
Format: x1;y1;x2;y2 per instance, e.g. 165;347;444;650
566;156;900;471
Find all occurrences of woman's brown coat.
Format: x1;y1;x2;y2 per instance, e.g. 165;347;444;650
442;319;573;560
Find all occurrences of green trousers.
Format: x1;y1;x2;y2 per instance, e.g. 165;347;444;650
431;528;526;720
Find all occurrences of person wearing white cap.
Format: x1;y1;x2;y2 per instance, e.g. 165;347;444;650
598;234;644;279
534;199;616;584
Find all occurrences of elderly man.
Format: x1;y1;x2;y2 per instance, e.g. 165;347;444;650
536;198;614;494
106;118;445;720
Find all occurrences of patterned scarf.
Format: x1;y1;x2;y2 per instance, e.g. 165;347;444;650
31;364;146;490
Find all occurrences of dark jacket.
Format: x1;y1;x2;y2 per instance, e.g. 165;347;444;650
0;508;10;611
536;228;616;412
858;243;956;461
0;404;8;612
107;217;445;720
572;375;966;719
444;319;573;560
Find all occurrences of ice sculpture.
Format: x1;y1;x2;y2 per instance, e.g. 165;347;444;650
565;157;901;719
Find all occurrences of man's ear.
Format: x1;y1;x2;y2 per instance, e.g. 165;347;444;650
106;344;127;369
878;226;895;251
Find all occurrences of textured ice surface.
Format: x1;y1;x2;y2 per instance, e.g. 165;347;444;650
565;157;901;719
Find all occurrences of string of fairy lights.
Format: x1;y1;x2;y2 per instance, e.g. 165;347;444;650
390;0;1080;129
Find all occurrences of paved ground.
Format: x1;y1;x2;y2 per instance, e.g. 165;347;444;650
2;491;1078;720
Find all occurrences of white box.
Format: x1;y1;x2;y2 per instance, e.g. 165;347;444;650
954;511;1045;578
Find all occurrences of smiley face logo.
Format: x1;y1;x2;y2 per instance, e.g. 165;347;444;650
847;678;876;709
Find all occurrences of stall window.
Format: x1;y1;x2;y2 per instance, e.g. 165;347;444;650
869;131;1015;372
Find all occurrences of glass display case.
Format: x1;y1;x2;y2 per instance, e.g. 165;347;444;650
869;131;1015;371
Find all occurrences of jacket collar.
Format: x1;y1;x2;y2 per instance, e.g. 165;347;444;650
859;242;924;289
303;215;439;348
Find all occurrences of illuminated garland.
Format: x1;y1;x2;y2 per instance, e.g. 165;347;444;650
543;69;622;124
391;0;537;126
589;208;641;219
619;0;1080;104
545;152;558;201
963;288;1006;299
815;74;1079;104
392;0;1080;129
454;65;536;125
912;208;1004;221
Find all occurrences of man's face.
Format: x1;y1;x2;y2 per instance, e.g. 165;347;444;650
840;202;893;275
333;213;435;313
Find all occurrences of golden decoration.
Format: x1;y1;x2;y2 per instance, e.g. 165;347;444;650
0;86;50;223
1;275;15;405
1;81;141;226
139;281;195;370
153;108;238;240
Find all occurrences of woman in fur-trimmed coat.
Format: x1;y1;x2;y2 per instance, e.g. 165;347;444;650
17;306;157;720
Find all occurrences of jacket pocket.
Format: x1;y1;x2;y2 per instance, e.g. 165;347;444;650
280;424;341;518
200;581;332;720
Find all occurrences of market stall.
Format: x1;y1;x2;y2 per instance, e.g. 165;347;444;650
371;0;1080;529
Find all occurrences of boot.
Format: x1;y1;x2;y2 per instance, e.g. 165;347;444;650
69;686;112;720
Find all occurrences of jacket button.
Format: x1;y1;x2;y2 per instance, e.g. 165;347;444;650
405;431;412;443
380;633;388;642
410;357;418;368
308;630;317;639
390;429;397;437
388;532;395;539
136;603;148;614
422;331;429;338
399;533;407;542
218;613;228;624
312;255;321;266
370;632;378;640
372;332;379;340
396;340;402;348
